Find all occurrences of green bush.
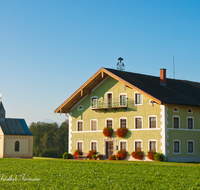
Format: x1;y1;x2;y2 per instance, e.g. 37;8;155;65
154;153;164;161
39;149;59;158
63;152;68;159
62;152;73;159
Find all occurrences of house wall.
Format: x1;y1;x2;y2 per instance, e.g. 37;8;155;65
2;135;33;158
167;104;200;162
0;128;4;158
70;77;162;159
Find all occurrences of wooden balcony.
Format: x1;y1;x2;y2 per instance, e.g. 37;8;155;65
91;98;128;111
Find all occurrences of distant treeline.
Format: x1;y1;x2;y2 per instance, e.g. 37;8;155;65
29;121;68;158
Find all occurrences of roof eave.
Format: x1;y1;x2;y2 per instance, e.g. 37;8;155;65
54;67;162;114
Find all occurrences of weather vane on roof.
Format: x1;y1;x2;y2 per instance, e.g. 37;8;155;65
116;57;125;71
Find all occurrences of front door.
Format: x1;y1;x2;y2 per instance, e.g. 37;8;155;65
106;141;113;158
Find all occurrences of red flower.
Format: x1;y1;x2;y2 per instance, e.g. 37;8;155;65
131;148;144;160
147;151;156;160
73;150;82;159
108;155;116;160
103;127;113;137
87;150;97;160
117;149;127;160
115;128;128;138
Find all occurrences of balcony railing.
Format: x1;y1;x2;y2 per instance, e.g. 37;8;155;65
91;98;127;110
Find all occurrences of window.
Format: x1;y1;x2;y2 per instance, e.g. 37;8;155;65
187;118;193;129
135;117;142;129
91;120;97;131
77;121;83;131
187;108;193;113
188;141;194;154
173;140;180;154
149;117;156;128
173;116;179;129
106;93;112;107
91;96;98;108
149;141;156;152
135;93;142;104
119;94;127;106
173;107;179;112
120;141;127;150
78;105;83;110
135;141;142;151
106;119;113;129
91;142;97;152
77;142;83;152
15;141;19;152
120;118;127;128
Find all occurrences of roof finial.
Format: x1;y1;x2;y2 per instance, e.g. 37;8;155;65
116;57;125;71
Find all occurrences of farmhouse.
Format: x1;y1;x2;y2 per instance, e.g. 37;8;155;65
55;64;200;162
0;95;33;158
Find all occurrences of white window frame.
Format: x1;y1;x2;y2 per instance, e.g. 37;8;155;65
187;108;193;113
187;117;194;130
105;118;113;129
91;96;98;108
134;116;143;129
119;117;127;128
173;115;180;129
187;140;194;154
77;120;84;131
148;115;157;129
90;119;98;131
119;93;127;107
173;139;180;154
148;139;157;152
105;92;113;107
119;140;128;151
134;140;142;151
90;140;98;152
134;92;143;105
173;107;179;112
77;105;83;110
76;141;84;152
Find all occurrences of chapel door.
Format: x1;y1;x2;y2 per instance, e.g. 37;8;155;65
106;141;113;158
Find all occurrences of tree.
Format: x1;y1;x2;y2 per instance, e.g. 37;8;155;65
29;120;68;158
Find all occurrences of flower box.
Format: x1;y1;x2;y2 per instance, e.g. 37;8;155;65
147;151;156;160
117;149;127;160
115;127;128;138
73;150;82;159
103;127;113;137
131;149;144;160
87;150;97;160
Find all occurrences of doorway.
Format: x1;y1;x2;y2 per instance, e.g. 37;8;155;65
105;140;114;158
107;93;112;107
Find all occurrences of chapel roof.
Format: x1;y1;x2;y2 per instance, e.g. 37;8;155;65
0;118;32;136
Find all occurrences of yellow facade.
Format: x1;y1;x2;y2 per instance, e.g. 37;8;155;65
69;77;163;160
0;135;33;158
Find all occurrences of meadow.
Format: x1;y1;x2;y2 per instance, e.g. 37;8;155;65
0;158;200;189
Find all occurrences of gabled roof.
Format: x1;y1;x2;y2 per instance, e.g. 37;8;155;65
55;67;200;114
0;118;32;136
105;68;200;107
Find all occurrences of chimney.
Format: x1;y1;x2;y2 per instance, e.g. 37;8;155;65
160;69;166;86
0;94;2;102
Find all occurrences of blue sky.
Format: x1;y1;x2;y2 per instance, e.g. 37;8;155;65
1;0;200;125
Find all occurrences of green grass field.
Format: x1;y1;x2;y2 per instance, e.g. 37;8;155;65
0;158;200;189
